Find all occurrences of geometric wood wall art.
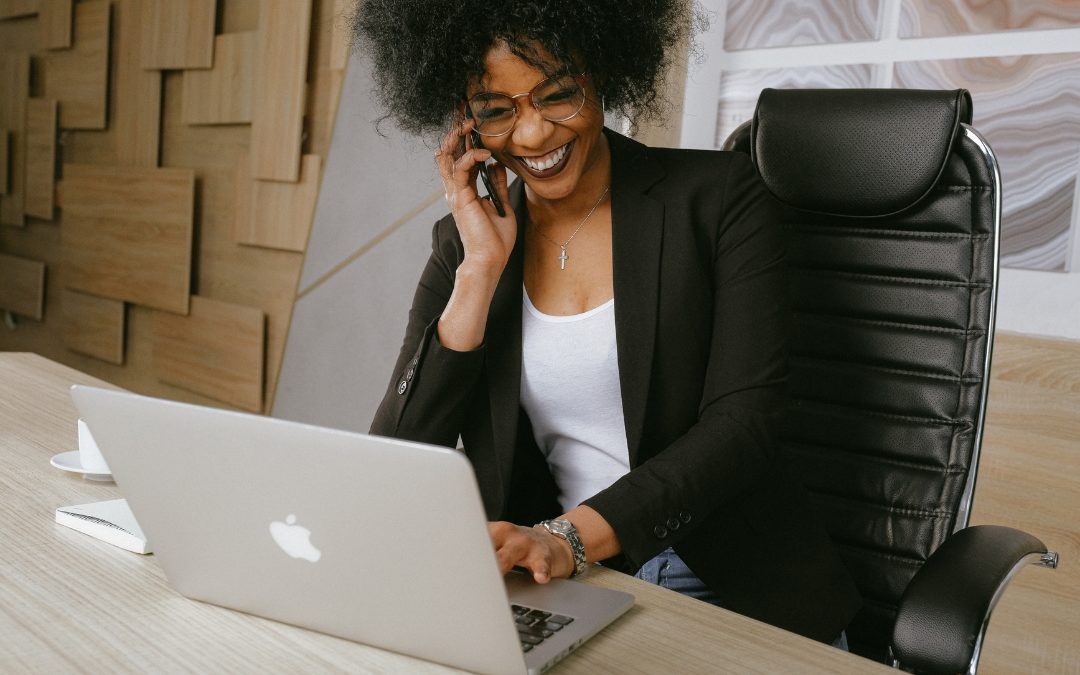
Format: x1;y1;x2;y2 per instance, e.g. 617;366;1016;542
62;289;125;364
0;252;45;320
42;0;110;130
39;0;73;50
238;154;322;252
0;0;38;20
24;98;57;220
57;163;194;315
0;52;29;226
182;32;256;125
251;0;312;182
0;129;8;194
151;295;265;412
113;0;161;167
329;0;351;71
139;0;215;70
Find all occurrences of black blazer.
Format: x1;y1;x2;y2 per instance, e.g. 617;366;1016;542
371;129;861;643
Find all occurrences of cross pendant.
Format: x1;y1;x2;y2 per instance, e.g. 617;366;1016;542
558;247;569;270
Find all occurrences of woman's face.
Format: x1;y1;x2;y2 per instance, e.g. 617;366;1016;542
467;42;608;204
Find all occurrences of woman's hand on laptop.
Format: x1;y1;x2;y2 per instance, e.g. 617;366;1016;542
488;507;620;583
488;521;575;583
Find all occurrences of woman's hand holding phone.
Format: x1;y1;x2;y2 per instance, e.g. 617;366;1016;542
434;116;516;277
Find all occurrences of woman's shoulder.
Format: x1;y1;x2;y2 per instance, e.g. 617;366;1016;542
606;128;756;192
647;144;755;181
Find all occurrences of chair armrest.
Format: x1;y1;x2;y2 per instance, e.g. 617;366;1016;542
891;524;1053;674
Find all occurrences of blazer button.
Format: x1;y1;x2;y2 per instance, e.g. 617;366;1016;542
666;517;681;531
679;511;692;524
653;525;668;539
397;380;408;395
405;367;415;382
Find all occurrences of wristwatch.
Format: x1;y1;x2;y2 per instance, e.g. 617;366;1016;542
538;518;587;577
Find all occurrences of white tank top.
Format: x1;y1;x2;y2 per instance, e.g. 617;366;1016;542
520;288;631;513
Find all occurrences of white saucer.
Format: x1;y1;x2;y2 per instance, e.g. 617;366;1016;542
50;451;113;482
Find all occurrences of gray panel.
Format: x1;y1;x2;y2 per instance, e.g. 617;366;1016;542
274;198;447;431
299;51;441;292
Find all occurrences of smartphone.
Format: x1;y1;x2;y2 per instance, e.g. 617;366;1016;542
465;113;506;217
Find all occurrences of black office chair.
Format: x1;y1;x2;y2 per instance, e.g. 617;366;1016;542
723;88;1059;673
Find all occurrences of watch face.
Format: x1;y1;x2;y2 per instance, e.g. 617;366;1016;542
546;519;571;535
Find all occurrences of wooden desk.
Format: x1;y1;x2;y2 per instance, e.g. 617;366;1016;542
0;353;886;674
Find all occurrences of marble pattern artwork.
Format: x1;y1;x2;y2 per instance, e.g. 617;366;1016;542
724;0;880;51
895;54;1080;270
714;64;876;148
900;0;1080;38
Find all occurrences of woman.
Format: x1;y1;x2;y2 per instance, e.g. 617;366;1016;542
357;0;861;645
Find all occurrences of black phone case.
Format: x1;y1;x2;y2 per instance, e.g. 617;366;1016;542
470;129;507;217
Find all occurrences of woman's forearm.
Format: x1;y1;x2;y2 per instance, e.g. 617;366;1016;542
437;262;503;351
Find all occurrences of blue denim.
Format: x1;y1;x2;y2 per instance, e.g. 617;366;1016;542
634;547;849;651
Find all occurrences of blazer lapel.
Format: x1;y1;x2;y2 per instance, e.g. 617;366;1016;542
607;130;666;467
485;180;528;509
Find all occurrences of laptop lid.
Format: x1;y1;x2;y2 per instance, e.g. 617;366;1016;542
70;385;632;675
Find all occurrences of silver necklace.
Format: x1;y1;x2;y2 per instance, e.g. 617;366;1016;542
531;186;610;270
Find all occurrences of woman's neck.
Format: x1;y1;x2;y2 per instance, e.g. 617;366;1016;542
525;132;612;232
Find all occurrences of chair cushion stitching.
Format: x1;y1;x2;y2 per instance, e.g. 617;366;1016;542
815;491;955;519
794;311;987;336
793;398;968;426
787;442;966;473
789;225;990;241
794;268;991;288
792;355;983;383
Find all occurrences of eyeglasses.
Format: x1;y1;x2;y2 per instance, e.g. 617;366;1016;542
466;73;587;137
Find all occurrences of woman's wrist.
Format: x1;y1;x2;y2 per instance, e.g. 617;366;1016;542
562;505;620;564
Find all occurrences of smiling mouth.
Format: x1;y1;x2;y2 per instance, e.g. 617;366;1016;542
516;141;572;178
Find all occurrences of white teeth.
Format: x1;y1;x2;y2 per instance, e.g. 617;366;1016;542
521;143;568;171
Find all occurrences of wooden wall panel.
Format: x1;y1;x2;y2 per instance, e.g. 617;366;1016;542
42;0;109;129
182;32;256;125
139;0;215;70
24;98;57;220
39;0;72;49
0;0;339;417
63;289;124;364
239;154;321;251
0;252;45;319
328;0;350;71
251;0;312;181
0;129;8;194
152;295;264;412
58;164;194;314
0;0;37;19
0;53;29;225
113;0;161;167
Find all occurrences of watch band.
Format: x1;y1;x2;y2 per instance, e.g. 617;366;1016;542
538;518;587;577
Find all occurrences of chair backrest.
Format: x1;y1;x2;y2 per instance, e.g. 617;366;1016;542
724;88;1000;660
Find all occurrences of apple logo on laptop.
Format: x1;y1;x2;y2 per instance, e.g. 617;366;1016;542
269;514;322;562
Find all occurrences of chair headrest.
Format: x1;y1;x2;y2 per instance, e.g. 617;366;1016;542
750;88;972;217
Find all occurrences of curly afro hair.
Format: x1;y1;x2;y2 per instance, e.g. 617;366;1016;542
351;0;703;136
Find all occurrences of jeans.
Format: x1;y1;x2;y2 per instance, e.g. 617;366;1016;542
634;547;849;652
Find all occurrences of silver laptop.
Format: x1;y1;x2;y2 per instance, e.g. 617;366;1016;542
70;385;633;675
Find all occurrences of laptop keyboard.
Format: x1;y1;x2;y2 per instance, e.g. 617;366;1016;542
511;604;575;652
